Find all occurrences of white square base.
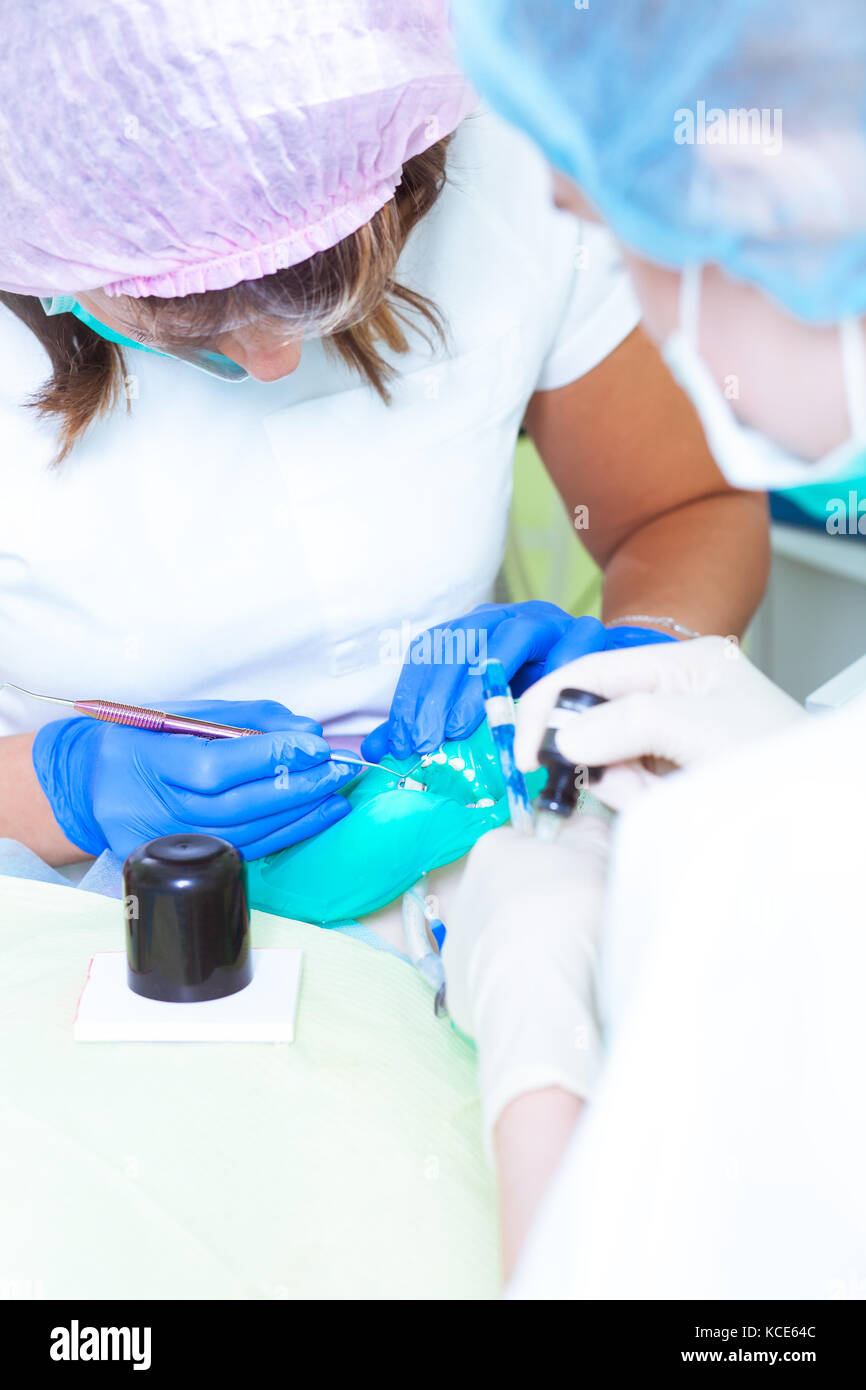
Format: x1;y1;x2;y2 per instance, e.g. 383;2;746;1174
73;948;303;1043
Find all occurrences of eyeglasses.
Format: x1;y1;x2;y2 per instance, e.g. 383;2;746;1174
40;295;249;382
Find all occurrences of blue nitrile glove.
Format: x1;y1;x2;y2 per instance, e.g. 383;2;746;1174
32;699;358;863
362;603;607;761
363;608;677;761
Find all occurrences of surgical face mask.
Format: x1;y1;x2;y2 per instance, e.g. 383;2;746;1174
40;295;249;382
661;267;866;491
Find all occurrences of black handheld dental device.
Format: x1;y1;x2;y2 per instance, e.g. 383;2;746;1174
535;688;608;839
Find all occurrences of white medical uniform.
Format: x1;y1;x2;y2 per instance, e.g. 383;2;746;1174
0;111;638;740
509;697;866;1299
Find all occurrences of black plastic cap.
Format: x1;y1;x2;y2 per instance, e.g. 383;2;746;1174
123;834;253;1003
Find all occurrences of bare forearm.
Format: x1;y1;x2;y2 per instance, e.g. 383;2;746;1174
0;733;86;865
494;1087;583;1281
602;490;769;638
524;328;771;639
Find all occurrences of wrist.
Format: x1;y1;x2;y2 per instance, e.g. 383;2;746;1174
605;614;702;640
32;718;108;857
472;939;601;1151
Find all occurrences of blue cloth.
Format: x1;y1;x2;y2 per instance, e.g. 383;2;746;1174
0;840;123;897
0;839;71;888
323;922;408;960
453;0;866;322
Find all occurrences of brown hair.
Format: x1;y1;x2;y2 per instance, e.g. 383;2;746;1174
0;137;450;464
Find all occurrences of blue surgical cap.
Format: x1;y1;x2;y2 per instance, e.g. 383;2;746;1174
452;0;866;323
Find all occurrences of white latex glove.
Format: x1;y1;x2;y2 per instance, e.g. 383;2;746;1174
443;815;610;1150
514;636;806;811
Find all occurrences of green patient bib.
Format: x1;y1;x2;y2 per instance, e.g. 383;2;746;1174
246;721;546;925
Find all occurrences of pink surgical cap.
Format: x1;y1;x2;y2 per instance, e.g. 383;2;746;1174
0;0;475;299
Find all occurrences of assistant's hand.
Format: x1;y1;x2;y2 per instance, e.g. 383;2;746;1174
33;699;357;862
443;815;610;1148
363;604;614;761
364;605;675;761
515;636;806;810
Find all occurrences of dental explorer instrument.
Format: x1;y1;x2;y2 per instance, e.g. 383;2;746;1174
535;688;607;842
480;659;535;835
0;682;411;781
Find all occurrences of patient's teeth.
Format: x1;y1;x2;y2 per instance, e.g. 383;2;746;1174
475;797;495;807
463;768;475;781
432;751;448;764
449;757;465;770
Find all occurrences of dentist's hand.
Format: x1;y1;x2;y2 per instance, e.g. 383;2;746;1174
515;636;806;810
33;699;357;862
444;815;610;1148
362;602;673;761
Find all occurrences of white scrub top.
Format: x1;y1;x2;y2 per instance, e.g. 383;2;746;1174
0;111;639;741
